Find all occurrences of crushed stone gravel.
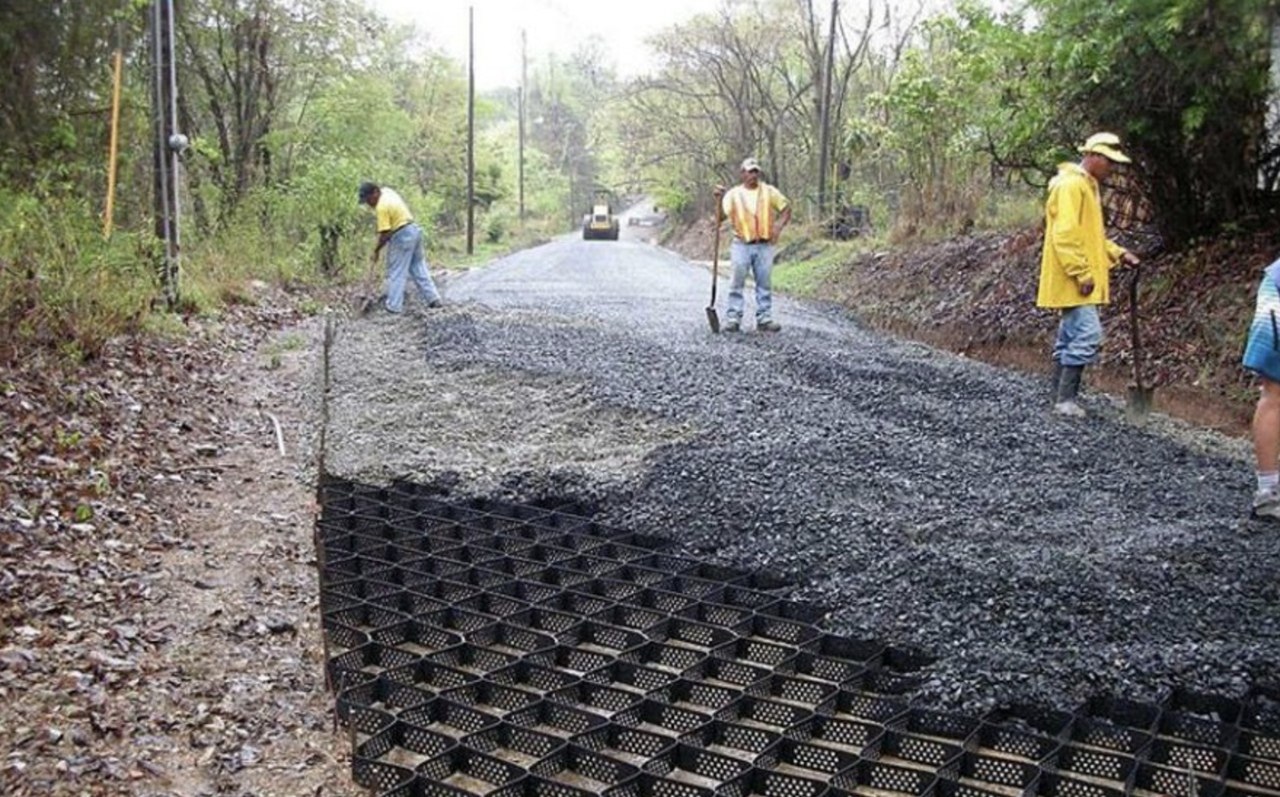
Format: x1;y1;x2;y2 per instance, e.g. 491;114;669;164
317;238;1280;716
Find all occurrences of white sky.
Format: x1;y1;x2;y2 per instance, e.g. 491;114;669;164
367;0;726;89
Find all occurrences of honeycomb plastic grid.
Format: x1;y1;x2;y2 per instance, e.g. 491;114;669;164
729;766;832;797
531;743;642;791
415;747;527;794
316;481;1263;797
644;742;754;787
462;721;567;766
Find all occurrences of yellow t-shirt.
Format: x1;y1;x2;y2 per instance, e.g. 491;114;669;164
375;188;413;233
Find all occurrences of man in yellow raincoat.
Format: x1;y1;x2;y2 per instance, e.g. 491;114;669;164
1037;132;1141;417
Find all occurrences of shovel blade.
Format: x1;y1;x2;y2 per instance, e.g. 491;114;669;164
705;306;720;333
1126;386;1155;422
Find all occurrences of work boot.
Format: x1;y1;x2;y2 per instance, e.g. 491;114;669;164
723;320;741;333
757;319;782;333
1253;488;1280;521
1052;365;1086;417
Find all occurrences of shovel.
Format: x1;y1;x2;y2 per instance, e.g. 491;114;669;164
1125;263;1155;421
706;211;721;333
355;254;382;317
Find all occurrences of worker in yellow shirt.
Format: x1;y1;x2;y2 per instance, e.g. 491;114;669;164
714;158;792;333
1036;133;1140;417
358;181;443;314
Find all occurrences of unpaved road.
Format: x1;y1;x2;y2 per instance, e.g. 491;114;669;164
323;230;1280;716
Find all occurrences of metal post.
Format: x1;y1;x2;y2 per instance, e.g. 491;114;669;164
817;0;838;220
466;6;475;255
518;29;527;223
105;47;124;238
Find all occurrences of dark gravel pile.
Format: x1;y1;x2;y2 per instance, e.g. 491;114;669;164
323;239;1280;716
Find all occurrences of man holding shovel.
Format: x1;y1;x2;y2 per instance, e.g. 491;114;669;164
714;158;792;333
1036;132;1140;417
359;181;443;314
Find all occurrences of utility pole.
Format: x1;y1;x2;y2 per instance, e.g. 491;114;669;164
151;0;183;307
816;0;838;220
519;29;527;223
466;6;476;254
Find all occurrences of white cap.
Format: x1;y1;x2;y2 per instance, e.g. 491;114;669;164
740;157;761;172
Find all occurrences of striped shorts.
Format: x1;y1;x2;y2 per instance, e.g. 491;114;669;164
1243;273;1280;382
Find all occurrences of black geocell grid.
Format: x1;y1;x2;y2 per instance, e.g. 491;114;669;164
318;479;1280;797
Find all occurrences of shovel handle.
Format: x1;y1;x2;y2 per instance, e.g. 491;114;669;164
710;204;721;305
1128;264;1144;388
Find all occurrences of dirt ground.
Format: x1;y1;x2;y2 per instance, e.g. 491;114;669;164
0;293;362;796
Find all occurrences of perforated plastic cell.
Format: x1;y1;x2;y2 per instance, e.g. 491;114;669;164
1068;717;1151;756
685;657;772;689
882;730;964;769
748;674;839;711
329;641;422;683
593;603;670;634
371;619;465;654
716;696;813;733
887;708;980;746
584;539;671;561
782;651;865;688
468;622;559;657
463;721;567;765
730;767;830;797
601;771;719;797
548;681;645;717
416;748;527;794
621;587;699;615
520;775;601;797
974;721;1060;764
743;614;820;648
487;660;581;696
455;591;530;619
956;751;1041;791
576;577;650;603
615;699;713;737
425;643;520;677
847;760;937;796
683;720;780;762
530;644;618;677
359;718;457;762
538;589;616;618
1146;737;1229;776
532;743;642;791
441;681;542;717
503;606;582;641
932;779;1021;797
584;661;678;694
677;601;755;634
646;743;753;787
599;564;675;588
1049;747;1131;788
787;714;881;755
648;618;740;652
325;602;411;637
658;576;731;601
576;722;677;765
678;562;752;584
624;641;709;674
1239;731;1280;765
1080;696;1160;733
351;758;414;795
1133;762;1227;797
419;607;502;635
339;672;435;715
507;698;610;737
559;620;649;655
528;565;599;591
1228;753;1280;792
759;737;859;780
652;679;743;715
831;689;909;725
485;579;564;606
713;637;798;669
398;698;502;740
701;585;779;612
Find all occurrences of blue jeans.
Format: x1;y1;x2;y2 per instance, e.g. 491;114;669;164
726;240;774;323
1053;305;1103;366
384;223;440;313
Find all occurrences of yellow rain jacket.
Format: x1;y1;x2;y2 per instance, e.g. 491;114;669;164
1036;163;1127;309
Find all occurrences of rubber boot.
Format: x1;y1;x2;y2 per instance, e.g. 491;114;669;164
1050;360;1063;399
1053;365;1086;417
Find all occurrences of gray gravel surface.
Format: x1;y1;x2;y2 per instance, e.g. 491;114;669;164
321;233;1280;715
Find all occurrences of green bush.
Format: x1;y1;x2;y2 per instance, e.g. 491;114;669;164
0;186;155;361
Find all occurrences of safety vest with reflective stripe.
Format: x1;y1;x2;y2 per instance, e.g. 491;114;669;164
723;182;788;242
